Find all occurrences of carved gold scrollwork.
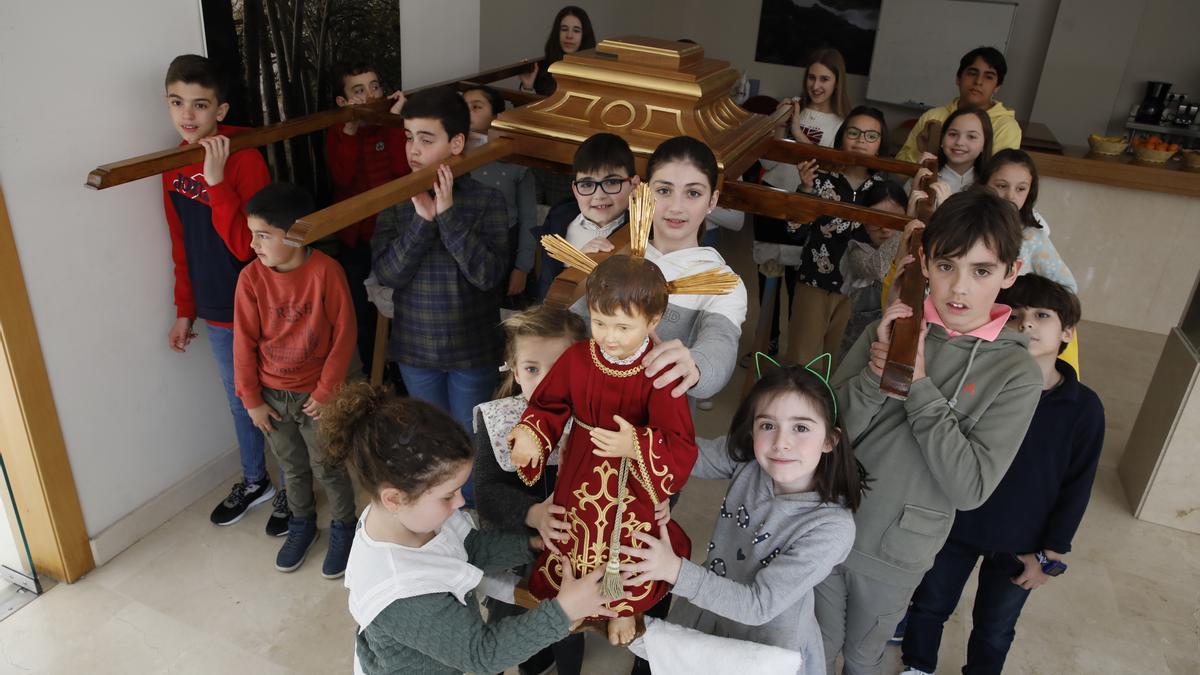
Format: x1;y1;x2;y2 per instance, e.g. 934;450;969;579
600;100;637;129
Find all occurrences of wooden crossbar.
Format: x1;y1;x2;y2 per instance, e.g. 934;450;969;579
84;58;539;190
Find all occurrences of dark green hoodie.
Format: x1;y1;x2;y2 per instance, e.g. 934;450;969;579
832;320;1042;588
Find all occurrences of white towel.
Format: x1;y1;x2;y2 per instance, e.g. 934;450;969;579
628;617;802;675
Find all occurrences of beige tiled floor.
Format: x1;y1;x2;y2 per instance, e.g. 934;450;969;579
2;226;1197;674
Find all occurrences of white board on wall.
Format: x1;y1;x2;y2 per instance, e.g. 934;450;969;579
866;0;1017;109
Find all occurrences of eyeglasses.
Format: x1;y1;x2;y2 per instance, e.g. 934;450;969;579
844;127;881;143
572;177;632;195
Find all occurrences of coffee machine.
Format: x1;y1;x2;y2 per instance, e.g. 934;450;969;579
1135;81;1173;124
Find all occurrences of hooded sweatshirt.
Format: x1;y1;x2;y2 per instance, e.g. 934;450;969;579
570;244;748;400
831;320;1042;588
346;508;570;675
896;98;1022;164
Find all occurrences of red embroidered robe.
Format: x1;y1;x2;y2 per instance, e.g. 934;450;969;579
512;339;696;616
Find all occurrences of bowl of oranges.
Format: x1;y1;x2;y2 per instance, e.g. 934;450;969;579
1131;135;1179;164
1088;134;1128;156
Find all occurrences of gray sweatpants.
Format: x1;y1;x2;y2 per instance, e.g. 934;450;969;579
815;563;915;675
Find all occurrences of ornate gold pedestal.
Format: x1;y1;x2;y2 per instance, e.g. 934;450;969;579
490;36;780;185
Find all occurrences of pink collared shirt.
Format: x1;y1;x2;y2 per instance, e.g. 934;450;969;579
923;296;1012;342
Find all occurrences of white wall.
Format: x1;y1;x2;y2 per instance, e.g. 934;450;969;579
0;0;236;538
1107;0;1200;134
399;0;480;88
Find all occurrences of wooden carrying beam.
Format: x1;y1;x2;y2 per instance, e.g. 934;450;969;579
287;138;515;245
761;138;923;178
879;158;939;399
84;58;539;190
719;182;910;231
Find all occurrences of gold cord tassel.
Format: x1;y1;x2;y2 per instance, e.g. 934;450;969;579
540;235;598;275
665;268;741;295
627;182;655;259
602;457;631;600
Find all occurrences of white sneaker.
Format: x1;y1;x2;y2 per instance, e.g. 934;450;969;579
900;669;932;675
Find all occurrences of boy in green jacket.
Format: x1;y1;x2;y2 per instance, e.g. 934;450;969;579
816;187;1042;675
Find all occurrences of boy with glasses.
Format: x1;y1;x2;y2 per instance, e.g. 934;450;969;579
533;133;638;302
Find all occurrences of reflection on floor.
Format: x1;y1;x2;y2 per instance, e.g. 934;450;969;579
1;225;1196;674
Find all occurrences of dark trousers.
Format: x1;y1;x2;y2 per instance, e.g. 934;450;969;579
902;537;1032;675
757;266;797;350
334;242;376;377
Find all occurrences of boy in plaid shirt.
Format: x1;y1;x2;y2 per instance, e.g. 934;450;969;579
371;87;508;506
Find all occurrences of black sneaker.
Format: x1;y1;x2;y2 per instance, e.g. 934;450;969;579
210;480;275;526
276;516;319;572
265;490;291;537
322;520;355;579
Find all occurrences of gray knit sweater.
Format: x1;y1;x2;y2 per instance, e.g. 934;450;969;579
354;528;570;674
669;437;855;675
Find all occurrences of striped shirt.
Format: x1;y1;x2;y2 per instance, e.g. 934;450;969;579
371;176;509;369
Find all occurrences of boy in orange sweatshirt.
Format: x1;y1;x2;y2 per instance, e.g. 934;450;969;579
233;182;358;578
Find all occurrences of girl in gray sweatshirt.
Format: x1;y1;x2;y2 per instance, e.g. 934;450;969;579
620;357;867;675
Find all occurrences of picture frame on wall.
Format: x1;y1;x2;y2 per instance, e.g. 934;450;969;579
754;0;882;76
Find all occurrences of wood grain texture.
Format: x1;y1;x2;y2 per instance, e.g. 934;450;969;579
0;187;94;582
761;138;923;177
1030;146;1200;198
719;182;910;231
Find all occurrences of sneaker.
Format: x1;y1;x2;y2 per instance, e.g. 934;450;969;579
322;520;355;579
265;490;291;537
900;670;932;675
275;516;319;572
210;480;275;526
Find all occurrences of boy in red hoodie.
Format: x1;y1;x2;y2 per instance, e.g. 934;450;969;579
325;62;409;374
162;55;287;535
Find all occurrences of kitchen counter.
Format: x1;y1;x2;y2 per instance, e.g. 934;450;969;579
1028;145;1200;198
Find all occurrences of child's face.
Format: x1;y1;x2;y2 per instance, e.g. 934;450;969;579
572;166;634;226
165;81;228;144
942;114;986;171
404;117;465;171
512;334;575;400
650;160;718;252
248;216;306;271
589;306;659;360
922;239;1020;334
752;391;834;494
559;14;584;53
957;56;1001;109
338;71;383;105
864;197;905;246
1007;305;1073;360
841;114;882;157
805;62;836;106
463;90;496;134
986;163;1032;211
387;461;470;535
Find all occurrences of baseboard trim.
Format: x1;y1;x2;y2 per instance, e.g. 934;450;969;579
88;445;241;566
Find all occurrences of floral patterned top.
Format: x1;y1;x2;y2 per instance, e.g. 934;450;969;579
793;170;889;293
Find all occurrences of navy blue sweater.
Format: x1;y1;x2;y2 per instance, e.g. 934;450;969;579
950;360;1104;554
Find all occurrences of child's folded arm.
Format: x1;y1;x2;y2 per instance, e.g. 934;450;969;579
463;528;536;573
370;206;439;289
672;516;854;626
832;321;891;443
434;189;509;291
904;374;1041;510
375;593;569;673
1040;399;1105;553
312;264;358;403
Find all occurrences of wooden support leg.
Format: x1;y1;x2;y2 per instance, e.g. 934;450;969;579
370;310;389;387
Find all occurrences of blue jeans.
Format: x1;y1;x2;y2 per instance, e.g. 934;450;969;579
396;364;498;506
901;537;1031;675
206;324;270;485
